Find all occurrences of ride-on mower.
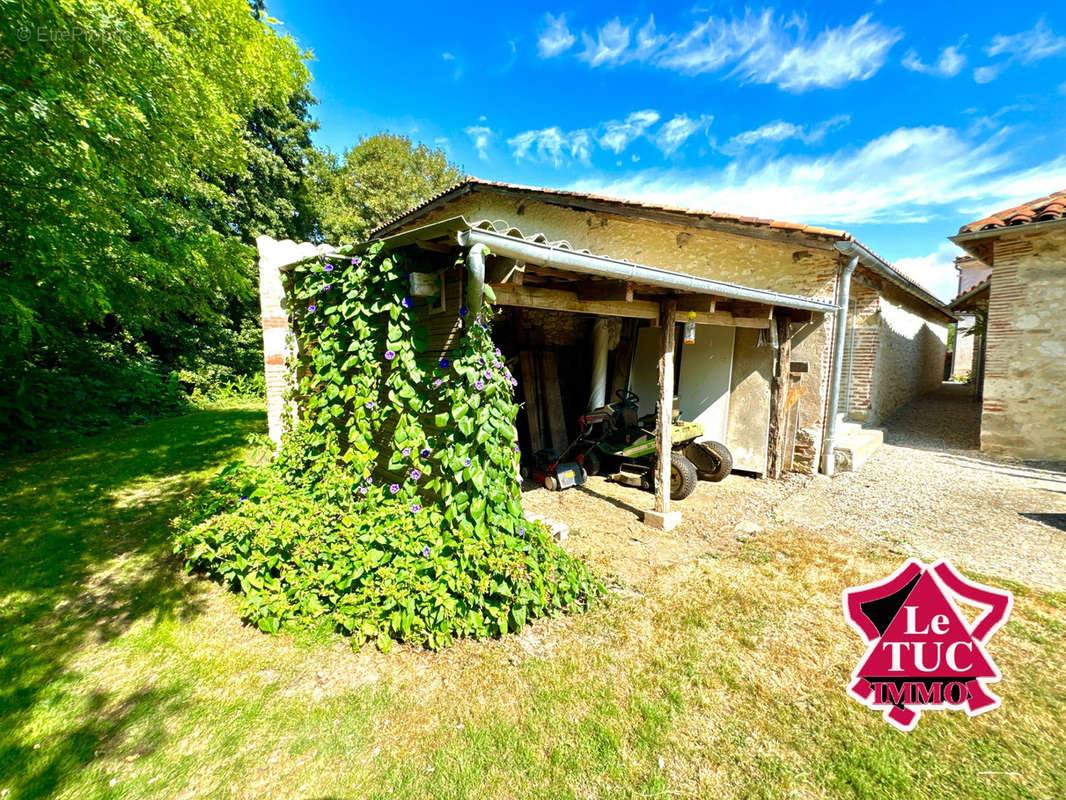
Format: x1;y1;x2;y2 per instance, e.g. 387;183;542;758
523;389;732;501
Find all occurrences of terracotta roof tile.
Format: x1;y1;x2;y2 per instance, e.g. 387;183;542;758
959;189;1066;234
947;277;991;310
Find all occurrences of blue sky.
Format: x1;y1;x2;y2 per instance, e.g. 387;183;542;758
269;1;1066;301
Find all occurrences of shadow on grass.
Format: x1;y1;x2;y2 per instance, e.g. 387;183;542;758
0;407;262;798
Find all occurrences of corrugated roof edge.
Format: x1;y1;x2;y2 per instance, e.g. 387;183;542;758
369;178;948;316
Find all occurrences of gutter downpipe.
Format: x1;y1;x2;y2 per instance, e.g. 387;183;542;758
464;243;489;319
821;250;860;476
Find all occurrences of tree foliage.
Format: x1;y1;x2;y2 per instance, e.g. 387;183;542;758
317;134;463;244
0;0;315;443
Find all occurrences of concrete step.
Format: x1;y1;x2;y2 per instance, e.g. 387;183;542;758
835;419;863;437
833;427;884;473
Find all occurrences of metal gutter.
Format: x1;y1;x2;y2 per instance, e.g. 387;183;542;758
456;226;836;314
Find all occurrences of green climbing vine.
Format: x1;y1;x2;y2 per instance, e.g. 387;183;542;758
173;242;602;650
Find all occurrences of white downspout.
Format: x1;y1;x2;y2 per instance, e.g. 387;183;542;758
588;318;610;410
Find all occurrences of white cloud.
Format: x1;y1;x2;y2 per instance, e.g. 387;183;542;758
902;43;966;77
973;63;1005;83
598;109;660;153
894;241;967;302
507;126;593;166
569;125;1066;228
986;19;1066;64
654;114;713;155
442;52;456;61
538;13;576;58
553;10;900;91
464;125;493;160
725;114;850;151
579;18;632;66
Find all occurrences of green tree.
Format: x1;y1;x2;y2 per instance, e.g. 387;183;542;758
319;134;463;243
0;0;312;442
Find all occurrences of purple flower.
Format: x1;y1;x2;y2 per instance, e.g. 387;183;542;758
459;305;469;317
365;476;373;484
358;486;368;496
412;504;422;514
420;447;431;458
519;526;526;536
421;545;430;557
402;447;411;457
401;297;413;308
510;377;518;387
389;483;400;494
239;496;248;503
514;444;521;453
351;257;361;266
474;380;484;391
410;469;422;481
323;263;334;272
478;357;485;366
307;304;317;313
484;370;492;379
322;283;331;292
494;348;502;357
463;458;471;467
439;358;450;369
385;350;396;361
365;400;374;409
433;378;442;388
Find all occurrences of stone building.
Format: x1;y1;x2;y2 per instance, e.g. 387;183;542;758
260;180;950;500
950;190;1066;461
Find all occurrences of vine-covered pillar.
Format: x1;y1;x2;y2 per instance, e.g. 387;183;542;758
256;235;332;446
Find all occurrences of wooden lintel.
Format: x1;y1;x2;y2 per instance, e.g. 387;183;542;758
677;295;717;313
687;310;771;329
489;283;659;320
577;280;634;303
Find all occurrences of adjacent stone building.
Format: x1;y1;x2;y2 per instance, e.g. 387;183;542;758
951;190;1066;461
949;256;993;381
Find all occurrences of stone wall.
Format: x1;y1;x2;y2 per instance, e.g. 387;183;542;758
840;279;881;421
403;192;841;472
981;226;1066;460
868;281;949;425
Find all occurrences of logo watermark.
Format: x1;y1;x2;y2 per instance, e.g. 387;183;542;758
17;25;134;44
843;558;1012;731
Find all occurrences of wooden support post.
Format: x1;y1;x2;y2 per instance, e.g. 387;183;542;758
519;351;545;452
645;299;678;529
541;352;569;450
767;313;793;479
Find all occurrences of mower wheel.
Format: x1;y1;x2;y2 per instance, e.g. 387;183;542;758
544;474;557;491
669;452;699;500
583;449;602;476
691;440;733;482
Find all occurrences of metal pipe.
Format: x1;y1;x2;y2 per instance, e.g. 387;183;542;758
458;227;835;314
588;318;609;410
821;254;860;475
465;243;489;318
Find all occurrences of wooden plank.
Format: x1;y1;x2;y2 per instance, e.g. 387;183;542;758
687;309;771;329
519;351;545;452
677;295;717;313
541;352;569;450
767;314;792;479
655;300;677;514
578;280;634;302
490;283;659;320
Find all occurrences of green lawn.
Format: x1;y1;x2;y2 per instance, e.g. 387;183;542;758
1;407;1063;799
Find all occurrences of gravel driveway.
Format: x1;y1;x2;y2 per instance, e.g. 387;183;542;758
525;382;1066;593
776;383;1066;591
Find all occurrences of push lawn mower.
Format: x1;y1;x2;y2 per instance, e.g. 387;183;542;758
524;389;732;501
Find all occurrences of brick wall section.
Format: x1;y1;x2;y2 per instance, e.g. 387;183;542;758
840;279;881;421
981;227;1066;459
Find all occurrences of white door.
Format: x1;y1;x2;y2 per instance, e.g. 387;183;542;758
679;325;735;442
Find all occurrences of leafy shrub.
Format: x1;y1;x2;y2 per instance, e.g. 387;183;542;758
174;462;601;650
173;241;603;649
